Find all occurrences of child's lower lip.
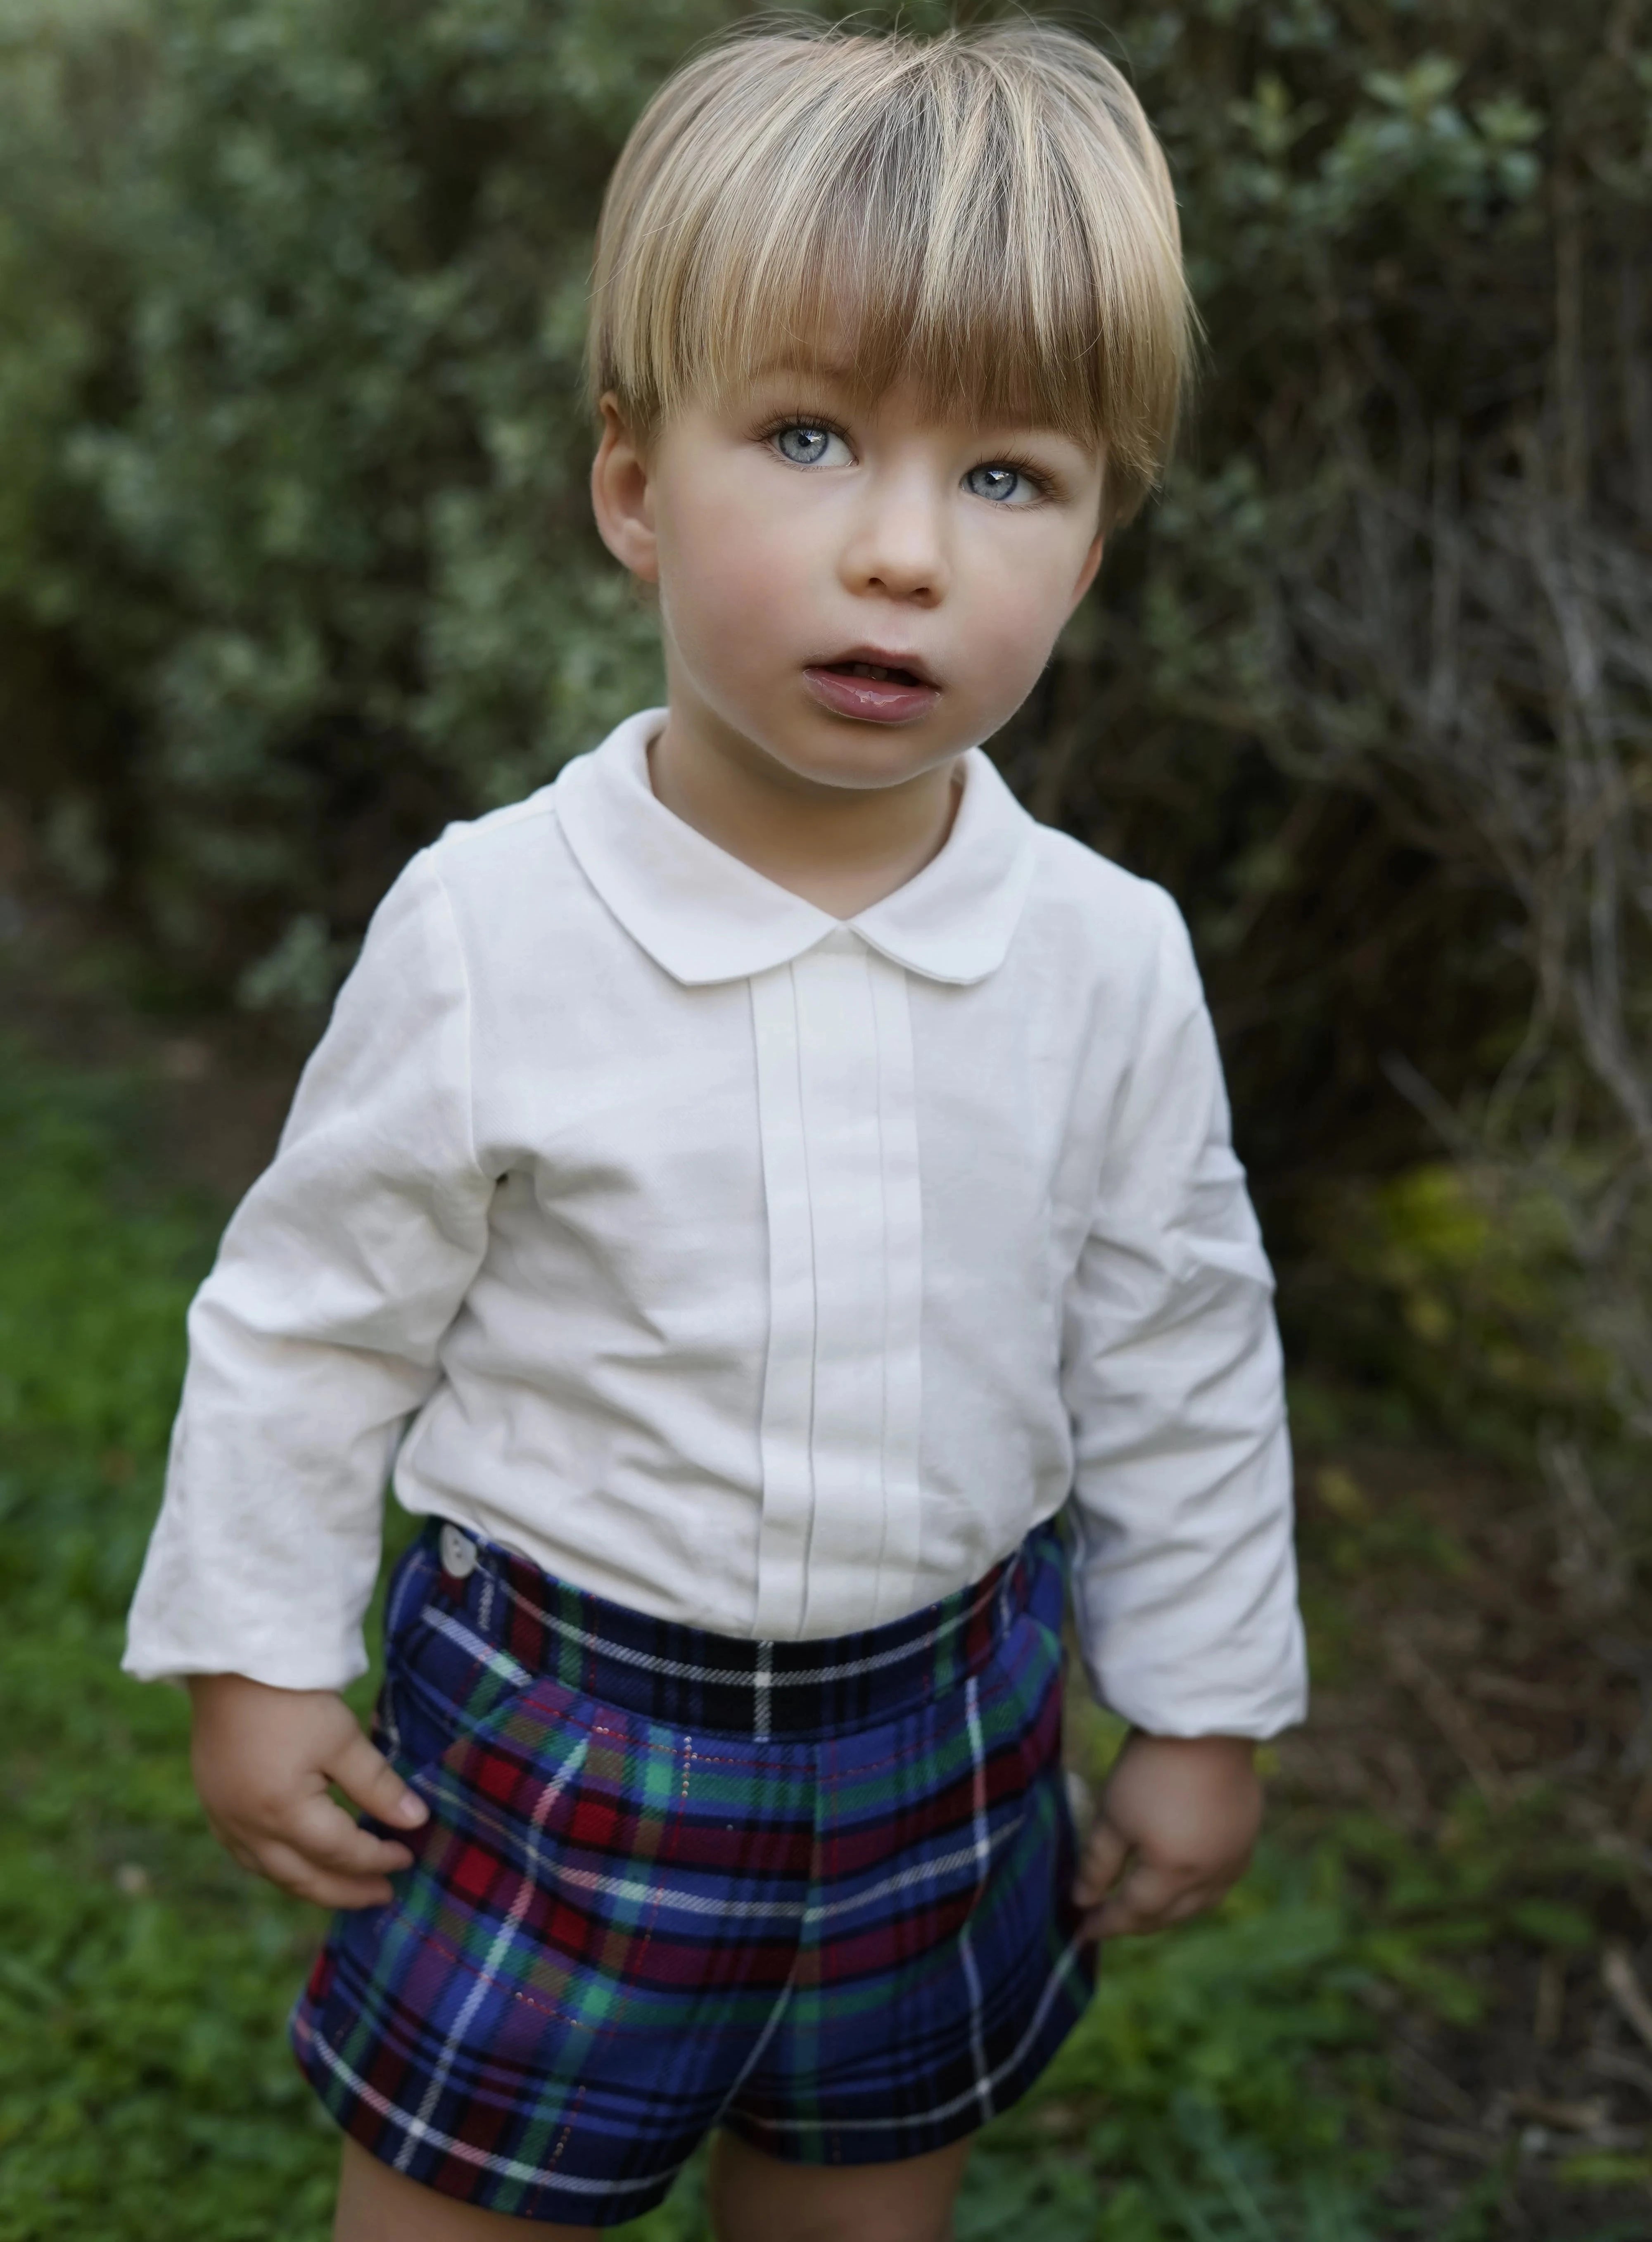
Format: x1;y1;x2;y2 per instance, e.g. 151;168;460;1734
803;665;940;725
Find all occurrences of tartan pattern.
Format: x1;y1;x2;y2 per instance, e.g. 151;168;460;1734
290;1521;1092;2225
393;1517;1042;1738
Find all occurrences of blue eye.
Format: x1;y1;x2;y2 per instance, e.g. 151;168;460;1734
965;463;1032;503
775;425;835;466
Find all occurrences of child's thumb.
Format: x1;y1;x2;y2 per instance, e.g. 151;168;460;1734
326;1722;429;1829
1072;1813;1129;1907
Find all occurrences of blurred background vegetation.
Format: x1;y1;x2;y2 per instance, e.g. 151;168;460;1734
3;0;1652;2234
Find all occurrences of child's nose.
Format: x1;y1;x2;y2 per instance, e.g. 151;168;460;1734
840;484;949;605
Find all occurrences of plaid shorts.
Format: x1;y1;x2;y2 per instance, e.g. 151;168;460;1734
290;1516;1092;2225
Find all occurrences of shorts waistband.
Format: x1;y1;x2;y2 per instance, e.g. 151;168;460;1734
411;1518;1063;1740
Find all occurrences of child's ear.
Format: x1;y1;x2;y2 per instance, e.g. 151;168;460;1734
590;395;659;584
1069;530;1105;614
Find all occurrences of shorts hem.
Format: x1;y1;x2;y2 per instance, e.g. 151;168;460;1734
718;1938;1095;2168
290;2008;687;2228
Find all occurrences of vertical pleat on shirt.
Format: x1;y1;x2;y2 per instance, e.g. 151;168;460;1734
750;932;924;1638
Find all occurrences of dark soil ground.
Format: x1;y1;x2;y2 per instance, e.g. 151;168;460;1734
1282;1445;1652;2234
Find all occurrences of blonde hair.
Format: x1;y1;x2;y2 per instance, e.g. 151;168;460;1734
588;19;1194;528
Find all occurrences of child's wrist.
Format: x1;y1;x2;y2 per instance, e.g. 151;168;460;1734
1124;1729;1256;1760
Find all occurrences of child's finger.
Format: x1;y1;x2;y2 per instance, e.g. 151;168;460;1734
288;1789;418;1877
1086;1855;1187;1939
324;1721;430;1830
1071;1815;1129;1907
253;1833;399;1911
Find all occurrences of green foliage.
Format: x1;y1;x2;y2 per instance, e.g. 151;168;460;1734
1;0;688;985
0;1056;328;2236
1289;1160;1627;1466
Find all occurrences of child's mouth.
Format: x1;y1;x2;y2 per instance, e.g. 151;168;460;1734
803;657;941;725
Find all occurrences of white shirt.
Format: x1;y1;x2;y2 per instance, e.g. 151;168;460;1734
123;709;1307;1737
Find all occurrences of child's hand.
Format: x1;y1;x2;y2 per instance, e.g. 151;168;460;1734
188;1672;430;1909
1072;1732;1262;1940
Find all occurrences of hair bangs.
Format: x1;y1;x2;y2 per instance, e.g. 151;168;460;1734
590;25;1194;527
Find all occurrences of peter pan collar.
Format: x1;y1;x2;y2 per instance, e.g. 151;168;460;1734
552;708;1037;989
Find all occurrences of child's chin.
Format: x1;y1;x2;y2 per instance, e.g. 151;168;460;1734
774;734;955;793
753;705;958;785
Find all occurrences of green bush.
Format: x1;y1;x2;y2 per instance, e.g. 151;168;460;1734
1;0;685;991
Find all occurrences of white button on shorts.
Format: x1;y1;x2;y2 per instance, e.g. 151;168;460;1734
439;1524;478;1580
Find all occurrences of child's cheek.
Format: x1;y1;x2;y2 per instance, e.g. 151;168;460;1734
951;580;1062;715
667;515;812;679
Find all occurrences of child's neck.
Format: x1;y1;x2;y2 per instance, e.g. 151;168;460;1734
648;711;962;921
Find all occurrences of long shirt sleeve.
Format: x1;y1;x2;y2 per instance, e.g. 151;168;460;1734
1060;890;1307;1739
123;851;494;1689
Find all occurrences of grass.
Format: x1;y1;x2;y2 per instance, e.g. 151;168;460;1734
0;1042;1642;2237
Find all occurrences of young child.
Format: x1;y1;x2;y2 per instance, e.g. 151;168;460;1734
124;22;1305;2241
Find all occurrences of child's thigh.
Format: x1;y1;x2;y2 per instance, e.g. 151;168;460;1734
334;2138;601;2242
706;2129;972;2242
